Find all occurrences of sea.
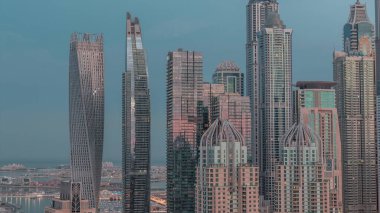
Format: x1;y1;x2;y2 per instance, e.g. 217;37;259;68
0;159;166;212
0;196;50;213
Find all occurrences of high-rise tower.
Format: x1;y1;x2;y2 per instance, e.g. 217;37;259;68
334;51;377;212
334;2;377;212
294;81;343;212
122;13;151;213
166;49;203;212
246;0;278;171
69;33;104;209
258;11;293;203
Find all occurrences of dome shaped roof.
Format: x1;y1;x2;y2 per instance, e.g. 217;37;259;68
215;61;240;73
201;118;244;146
281;122;320;148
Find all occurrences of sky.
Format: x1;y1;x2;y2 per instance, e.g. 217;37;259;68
0;0;376;166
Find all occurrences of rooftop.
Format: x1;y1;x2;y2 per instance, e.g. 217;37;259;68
215;60;240;72
201;118;244;146
296;81;336;89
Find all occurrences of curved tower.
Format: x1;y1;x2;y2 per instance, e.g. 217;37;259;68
122;13;151;213
69;32;104;209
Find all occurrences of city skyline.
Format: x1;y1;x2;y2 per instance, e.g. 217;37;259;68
1;0;380;212
0;0;376;165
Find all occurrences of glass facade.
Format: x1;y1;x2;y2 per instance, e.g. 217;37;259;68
166;49;203;213
122;13;151;213
69;33;104;209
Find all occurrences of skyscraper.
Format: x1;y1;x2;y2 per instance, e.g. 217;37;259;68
195;119;259;213
274;122;330;213
166;49;203;212
334;2;377;212
122;13;151;213
294;81;343;212
334;51;377;212
69;33;104;209
258;11;293;203
375;0;380;210
212;61;244;95
246;0;278;171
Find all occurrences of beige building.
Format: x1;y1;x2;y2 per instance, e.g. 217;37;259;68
195;119;259;213
273;123;330;213
334;51;377;212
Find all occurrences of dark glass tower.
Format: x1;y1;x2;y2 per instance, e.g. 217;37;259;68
122;13;151;213
166;49;203;213
69;33;104;209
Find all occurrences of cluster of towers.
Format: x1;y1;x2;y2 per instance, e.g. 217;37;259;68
165;0;379;212
56;0;380;212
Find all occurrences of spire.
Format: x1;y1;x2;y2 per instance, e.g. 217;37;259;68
347;0;370;24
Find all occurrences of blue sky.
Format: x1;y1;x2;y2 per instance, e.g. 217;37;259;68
0;0;375;165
